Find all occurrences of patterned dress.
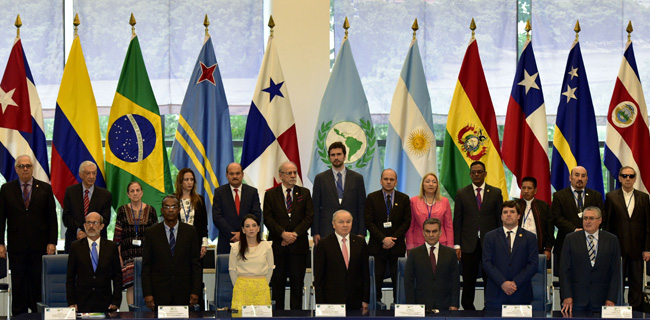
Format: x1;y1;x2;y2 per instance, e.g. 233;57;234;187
114;204;158;288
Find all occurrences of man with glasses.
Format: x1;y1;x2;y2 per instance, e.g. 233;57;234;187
0;155;57;315
604;166;650;312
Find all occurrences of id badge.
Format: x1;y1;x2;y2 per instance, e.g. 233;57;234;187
383;221;392;228
132;239;142;246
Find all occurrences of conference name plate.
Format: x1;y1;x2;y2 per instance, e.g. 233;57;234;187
241;305;272;317
44;307;76;320
394;304;425;317
602;306;632;318
158;305;189;318
502;305;532;317
315;304;346;317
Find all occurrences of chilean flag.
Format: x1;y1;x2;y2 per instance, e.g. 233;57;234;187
502;39;551;204
0;38;49;183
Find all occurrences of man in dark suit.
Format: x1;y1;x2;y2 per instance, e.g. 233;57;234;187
453;160;503;310
314;210;369;310
66;212;122;312
264;161;314;310
0;155;57;315
604;166;650;311
212;162;262;254
312;141;366;245
552;166;603;272
560;206;620;313
143;195;201;310
62;160;112;253
482;200;538;311
405;218;459;311
515;177;554;259
364;168;411;303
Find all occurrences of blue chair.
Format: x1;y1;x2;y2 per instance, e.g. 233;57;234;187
38;254;69;312
395;257;407;305
617;257;624;306
531;254;551;311
128;257;145;311
211;254;233;310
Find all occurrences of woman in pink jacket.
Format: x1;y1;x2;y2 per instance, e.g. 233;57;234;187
407;172;454;250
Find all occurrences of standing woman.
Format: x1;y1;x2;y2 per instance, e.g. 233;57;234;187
174;168;208;258
406;172;453;250
229;214;274;311
114;181;159;304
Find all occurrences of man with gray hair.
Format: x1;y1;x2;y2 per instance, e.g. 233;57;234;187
62;160;112;253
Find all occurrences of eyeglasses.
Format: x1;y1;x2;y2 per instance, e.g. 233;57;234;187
162;205;178;210
16;164;33;169
470;170;485;175
582;216;601;221
84;221;102;226
620;174;636;179
281;171;298;175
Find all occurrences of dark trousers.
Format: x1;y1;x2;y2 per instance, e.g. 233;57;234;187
372;250;399;303
622;255;643;308
271;248;307;310
9;251;43;315
461;239;484;310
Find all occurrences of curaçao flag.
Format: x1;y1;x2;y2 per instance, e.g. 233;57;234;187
502;39;551;204
51;34;105;204
105;34;173;213
441;37;508;200
172;34;233;240
0;36;49;183
604;37;650;193
307;36;382;194
241;28;302;197
551;40;603;196
385;38;436;197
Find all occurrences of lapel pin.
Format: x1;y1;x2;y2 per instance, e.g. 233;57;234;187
518;234;522;237
395;203;398;207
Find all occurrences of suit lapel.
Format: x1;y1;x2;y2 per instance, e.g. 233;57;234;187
223;186;237;212
327;172;340;203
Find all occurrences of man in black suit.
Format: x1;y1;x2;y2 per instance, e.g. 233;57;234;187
212;162;262;254
62;161;112;253
312;142;366;245
264;161;314;310
364;168;411;303
604;166;650;311
560;206;621;313
552;166;603;272
0;155;57;315
515;177;554;260
453;160;503;310
143;195;201;310
314;210;369;310
66;212;122;312
405;218;459;311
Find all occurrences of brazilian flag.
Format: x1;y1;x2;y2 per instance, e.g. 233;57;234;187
105;35;173;214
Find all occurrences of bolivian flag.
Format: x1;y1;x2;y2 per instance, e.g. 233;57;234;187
105;34;173;213
441;38;508;201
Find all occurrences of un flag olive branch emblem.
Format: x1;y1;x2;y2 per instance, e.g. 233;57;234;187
316;118;376;169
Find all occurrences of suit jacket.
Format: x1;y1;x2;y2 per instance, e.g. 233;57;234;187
0;178;57;253
212;184;262;254
482;227;538;309
453;183;503;253
314;233;370;309
263;185;314;254
62;183;112;252
560;230;621;308
312;169;366;238
404;244;460;310
66;238;122;312
552;187;603;255
604;189;650;259
515;198;554;253
142;222;202;305
364;190;411;256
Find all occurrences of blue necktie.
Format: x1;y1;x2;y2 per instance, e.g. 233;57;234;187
169;227;176;256
91;242;98;272
336;172;344;199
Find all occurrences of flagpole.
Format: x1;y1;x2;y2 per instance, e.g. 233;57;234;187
73;13;80;38
627;20;633;42
130;13;136;37
412;18;418;41
343;16;350;40
15;14;21;39
469;18;476;40
574;20;580;42
204;14;210;37
525;19;531;40
268;15;275;38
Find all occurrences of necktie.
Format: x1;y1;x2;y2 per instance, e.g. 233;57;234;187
576;190;583;211
476;187;482;210
234;188;241;216
22;183;30;209
91;241;98;272
341;238;349;269
83;189;90;215
169;227;176;256
507;231;513;254
430;246;437;273
336;172;344;199
386;194;392;213
587;234;596;266
286;189;292;216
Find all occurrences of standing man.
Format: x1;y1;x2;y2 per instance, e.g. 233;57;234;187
62;161;112;253
66;212;122;312
212;162;262;254
312;142;366;245
482;201;538;311
263;161;314;310
604;166;650;311
364;168;411;303
404;218;460;311
143;195;201;310
453;160;503;310
0;155;57;315
560;206;621;313
515;177;554;260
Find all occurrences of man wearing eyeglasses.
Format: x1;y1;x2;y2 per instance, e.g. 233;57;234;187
604;166;650;312
0;155;57;315
66;212;122;312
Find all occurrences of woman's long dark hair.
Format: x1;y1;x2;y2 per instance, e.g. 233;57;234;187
238;214;262;261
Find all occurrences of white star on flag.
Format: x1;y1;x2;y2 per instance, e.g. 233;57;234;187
562;84;577;103
517;70;540;94
567;67;579;80
0;87;17;113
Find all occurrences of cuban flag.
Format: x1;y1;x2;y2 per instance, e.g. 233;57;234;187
0;37;49;182
604;40;650;193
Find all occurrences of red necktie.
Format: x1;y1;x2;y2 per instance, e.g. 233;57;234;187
234;188;240;215
286;189;292;215
83;189;90;215
430;246;437;273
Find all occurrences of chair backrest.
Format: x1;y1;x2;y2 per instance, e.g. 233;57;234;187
617;256;623;306
530;254;548;311
132;257;146;309
368;256;376;311
395;257;407;305
214;254;233;309
41;254;69;308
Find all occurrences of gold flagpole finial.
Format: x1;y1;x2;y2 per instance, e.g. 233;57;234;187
15;14;22;38
469;18;476;40
73;13;80;38
525;19;531;41
129;13;136;36
574;20;581;41
204;14;210;37
268;15;275;37
343;16;350;40
627;20;633;42
412;18;419;40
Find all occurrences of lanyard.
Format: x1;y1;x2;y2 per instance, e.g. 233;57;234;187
181;199;192;223
425;197;435;219
522;205;533;226
572;190;583;210
130;202;142;236
625;192;634;210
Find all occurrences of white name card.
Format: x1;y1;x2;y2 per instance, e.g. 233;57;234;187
602;306;632;318
502;305;532;317
44;307;76;320
241;305;272;317
315;304;346;317
158;305;189;318
394;304;425;317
